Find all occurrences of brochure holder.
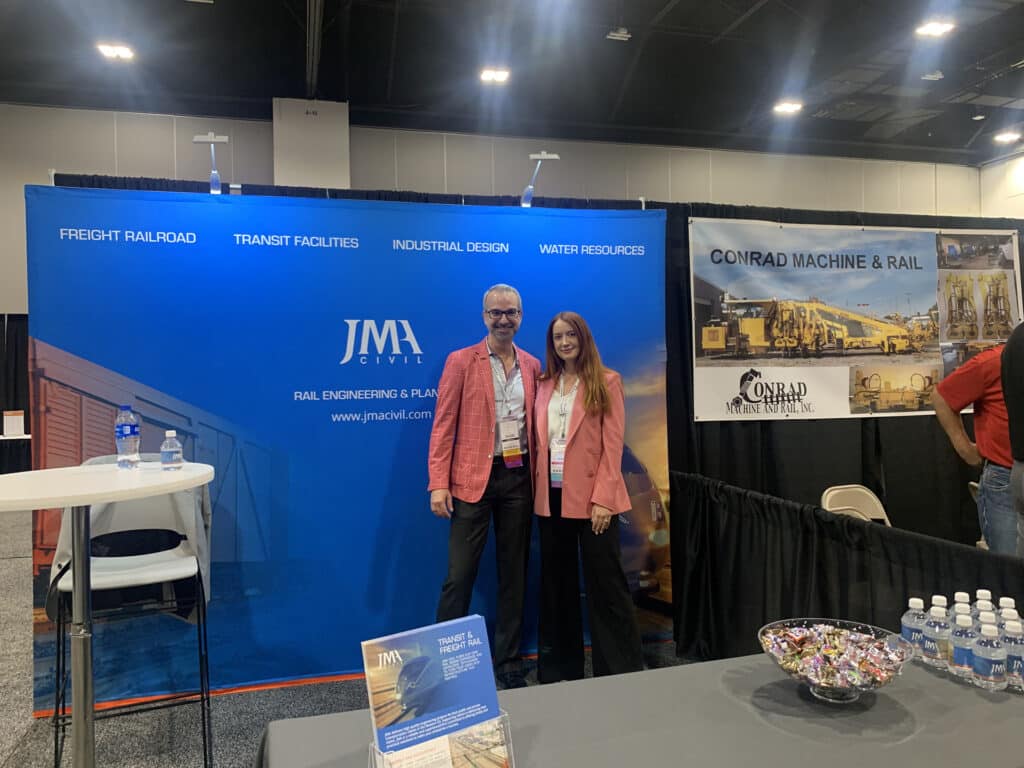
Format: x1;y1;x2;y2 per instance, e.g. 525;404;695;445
368;711;515;768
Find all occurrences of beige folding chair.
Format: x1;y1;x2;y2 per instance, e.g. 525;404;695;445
820;484;892;526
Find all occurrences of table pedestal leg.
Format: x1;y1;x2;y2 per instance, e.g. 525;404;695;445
70;504;94;768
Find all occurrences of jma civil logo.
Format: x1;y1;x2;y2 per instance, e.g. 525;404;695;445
340;319;423;365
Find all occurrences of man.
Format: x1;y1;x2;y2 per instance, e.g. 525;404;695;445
428;284;541;688
932;343;1015;554
1003;323;1024;556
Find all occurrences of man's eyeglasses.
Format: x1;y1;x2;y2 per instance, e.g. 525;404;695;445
486;309;521;320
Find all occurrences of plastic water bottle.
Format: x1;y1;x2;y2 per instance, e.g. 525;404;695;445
974;589;992;614
160;430;184;471
951;592;970;623
972;599;995;621
901;597;928;654
948;615;977;680
948;603;971;629
976;610;998;633
115;405;141;469
922;606;951;669
1002;620;1024;692
972;624;1007;691
998;608;1020;632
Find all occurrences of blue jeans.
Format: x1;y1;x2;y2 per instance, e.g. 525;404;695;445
1013;462;1024;558
978;462;1015;555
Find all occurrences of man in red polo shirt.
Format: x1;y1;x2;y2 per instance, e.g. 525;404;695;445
932;344;1015;554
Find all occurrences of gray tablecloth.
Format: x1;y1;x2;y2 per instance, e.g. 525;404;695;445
256;654;1022;768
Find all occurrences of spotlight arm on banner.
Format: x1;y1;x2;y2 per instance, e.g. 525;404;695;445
192;132;229;195
520;151;560;208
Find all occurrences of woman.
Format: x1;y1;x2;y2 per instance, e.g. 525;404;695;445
533;311;644;683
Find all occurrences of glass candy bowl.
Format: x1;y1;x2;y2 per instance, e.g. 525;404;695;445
758;618;914;704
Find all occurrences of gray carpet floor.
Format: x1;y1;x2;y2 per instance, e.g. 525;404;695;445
0;509;683;768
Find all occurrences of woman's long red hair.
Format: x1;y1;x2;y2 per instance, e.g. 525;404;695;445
540;311;611;414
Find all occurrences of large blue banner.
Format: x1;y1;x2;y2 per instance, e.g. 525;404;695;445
25;186;667;706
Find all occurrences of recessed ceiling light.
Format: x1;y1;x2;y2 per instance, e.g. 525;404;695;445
915;20;955;37
480;68;510;84
96;43;134;60
773;100;803;115
606;27;632;42
921;70;944;81
972;114;986;121
994;131;1022;144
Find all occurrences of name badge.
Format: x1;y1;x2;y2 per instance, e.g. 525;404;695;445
499;416;523;468
550;438;567;488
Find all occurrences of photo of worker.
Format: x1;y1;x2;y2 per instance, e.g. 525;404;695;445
979;271;1017;339
937;233;1015;270
849;364;941;414
937;269;1020;343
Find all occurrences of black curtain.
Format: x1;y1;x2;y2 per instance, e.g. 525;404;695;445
673;471;1024;660
0;314;30;474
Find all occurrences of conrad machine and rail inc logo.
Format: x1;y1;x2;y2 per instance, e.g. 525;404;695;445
340;320;424;365
726;368;815;416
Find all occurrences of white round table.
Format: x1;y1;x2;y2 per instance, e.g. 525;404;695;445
0;461;215;768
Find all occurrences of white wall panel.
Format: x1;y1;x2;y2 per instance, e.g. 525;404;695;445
231;119;273;185
936;164;979;217
52;109;115;176
981;157;1024;218
898;162;936;215
444;134;493;196
583;143;628;199
823;158;864;212
395;131;444;194
777;155;830;211
350;127;397;190
668;149;711;202
492;137;538;197
626;145;671;202
863;160;900;214
115;113;175;179
711;151;785;207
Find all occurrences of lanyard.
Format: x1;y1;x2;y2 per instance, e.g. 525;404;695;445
558;374;579;439
489;350;519;418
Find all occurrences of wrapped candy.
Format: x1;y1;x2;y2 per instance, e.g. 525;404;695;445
760;622;908;690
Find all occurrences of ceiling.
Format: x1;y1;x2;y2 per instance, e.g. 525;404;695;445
2;0;1024;165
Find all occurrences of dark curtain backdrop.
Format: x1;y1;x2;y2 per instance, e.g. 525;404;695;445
0;314;30;474
673;472;1024;660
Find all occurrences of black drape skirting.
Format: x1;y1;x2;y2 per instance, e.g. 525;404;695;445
0;314;30;474
673;472;1024;660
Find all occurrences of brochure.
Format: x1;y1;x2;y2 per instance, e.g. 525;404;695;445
362;615;500;754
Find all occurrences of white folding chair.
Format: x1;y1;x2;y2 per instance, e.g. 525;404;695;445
820;484;892;526
46;454;213;768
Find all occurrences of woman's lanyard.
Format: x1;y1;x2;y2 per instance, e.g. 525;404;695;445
550;373;578;488
557;374;579;439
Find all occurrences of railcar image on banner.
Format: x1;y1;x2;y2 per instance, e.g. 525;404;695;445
690;218;1021;422
25;186;667;708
